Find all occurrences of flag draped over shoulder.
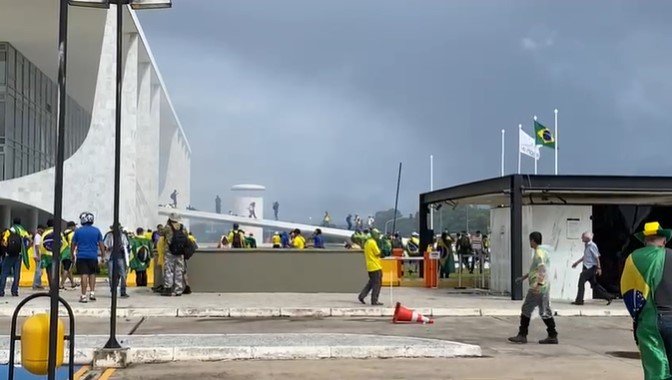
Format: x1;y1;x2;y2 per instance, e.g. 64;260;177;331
14;225;31;270
621;245;671;380
130;237;153;271
534;120;555;148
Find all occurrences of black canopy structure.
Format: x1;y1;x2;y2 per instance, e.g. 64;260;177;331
419;175;672;300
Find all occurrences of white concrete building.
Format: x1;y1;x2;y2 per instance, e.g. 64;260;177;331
0;1;190;231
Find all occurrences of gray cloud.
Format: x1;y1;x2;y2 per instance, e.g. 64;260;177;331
137;0;672;223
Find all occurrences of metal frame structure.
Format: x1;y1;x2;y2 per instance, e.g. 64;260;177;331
419;174;672;300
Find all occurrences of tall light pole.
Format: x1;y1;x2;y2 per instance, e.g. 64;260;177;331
67;0;172;353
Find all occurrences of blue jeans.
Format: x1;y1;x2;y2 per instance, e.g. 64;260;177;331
107;258;127;295
0;255;21;296
657;314;672;369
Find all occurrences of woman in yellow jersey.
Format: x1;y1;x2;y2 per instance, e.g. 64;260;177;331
358;229;383;306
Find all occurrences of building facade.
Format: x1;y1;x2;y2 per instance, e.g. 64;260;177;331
0;2;190;231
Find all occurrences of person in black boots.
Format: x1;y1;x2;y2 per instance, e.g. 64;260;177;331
508;232;559;344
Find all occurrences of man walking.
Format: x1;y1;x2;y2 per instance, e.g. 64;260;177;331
358;228;384;306
622;222;672;379
215;195;222;214
346;214;353;230
572;232;613;305
508;232;559;344
0;218;31;297
161;213;189;296
249;202;257;219
170;189;178;208
72;212;105;303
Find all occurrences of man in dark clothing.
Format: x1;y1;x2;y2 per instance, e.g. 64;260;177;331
170;190;178;208
215;196;222;214
346;214;353;230
273;201;279;220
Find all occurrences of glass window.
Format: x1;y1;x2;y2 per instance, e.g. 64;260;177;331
23;58;29;97
0;51;6;85
7;45;14;89
15;53;22;95
0;102;4;137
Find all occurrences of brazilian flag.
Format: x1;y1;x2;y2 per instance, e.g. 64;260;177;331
621;245;670;379
534;120;555;149
13;225;31;270
130;237;153;271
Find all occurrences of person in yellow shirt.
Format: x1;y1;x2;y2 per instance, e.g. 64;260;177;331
272;232;281;249
291;229;306;249
358;228;383;306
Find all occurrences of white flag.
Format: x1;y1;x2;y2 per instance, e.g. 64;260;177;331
519;129;540;159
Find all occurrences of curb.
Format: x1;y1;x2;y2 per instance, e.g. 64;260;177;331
0;306;627;319
0;334;482;364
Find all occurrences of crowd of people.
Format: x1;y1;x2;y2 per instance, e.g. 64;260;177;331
217;224;326;249
0;212;199;300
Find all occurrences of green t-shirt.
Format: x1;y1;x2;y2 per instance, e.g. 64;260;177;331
528;246;550;293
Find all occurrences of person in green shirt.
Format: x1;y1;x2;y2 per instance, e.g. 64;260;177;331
508;231;559;344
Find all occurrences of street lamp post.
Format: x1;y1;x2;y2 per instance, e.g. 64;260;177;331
65;0;172;355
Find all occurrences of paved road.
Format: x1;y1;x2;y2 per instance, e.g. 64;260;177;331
102;316;642;380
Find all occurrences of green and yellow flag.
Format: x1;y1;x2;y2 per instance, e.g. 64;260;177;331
534;120;555;149
621;245;670;379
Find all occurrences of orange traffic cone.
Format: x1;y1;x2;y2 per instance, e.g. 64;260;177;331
393;302;433;324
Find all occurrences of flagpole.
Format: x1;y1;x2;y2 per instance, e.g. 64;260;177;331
554;109;558;175
430;154;434;231
501;129;505;177
533;116;538;175
517;124;522;174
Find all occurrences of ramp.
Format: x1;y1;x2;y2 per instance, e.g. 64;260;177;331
158;207;354;239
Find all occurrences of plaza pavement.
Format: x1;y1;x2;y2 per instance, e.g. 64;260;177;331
0;285;628;318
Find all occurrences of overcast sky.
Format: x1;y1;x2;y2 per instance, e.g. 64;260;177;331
138;1;672;224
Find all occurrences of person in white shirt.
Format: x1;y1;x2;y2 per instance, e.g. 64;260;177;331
571;232;614;305
32;226;44;290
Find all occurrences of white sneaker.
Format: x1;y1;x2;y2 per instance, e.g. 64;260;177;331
89;292;96;301
79;295;88;303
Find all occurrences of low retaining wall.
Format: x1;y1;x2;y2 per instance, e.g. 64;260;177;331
187;249;367;293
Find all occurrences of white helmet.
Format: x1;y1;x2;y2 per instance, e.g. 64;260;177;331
79;212;94;225
411;232;419;237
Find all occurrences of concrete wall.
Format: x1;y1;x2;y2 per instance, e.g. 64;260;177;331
490;205;592;301
188;250;367;293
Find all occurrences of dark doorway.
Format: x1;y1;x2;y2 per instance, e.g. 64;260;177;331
592;205;672;296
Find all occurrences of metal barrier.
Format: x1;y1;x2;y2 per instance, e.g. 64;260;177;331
8;292;76;380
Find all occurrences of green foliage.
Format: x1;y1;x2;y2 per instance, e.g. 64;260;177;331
372;205;490;236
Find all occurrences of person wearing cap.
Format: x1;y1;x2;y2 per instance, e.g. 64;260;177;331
622;222;672;379
159;213;188;296
571;231;614;305
71;213;105;303
358;228;384;306
312;229;325;249
272;232;281;248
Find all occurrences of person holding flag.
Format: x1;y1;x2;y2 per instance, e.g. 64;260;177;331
0;217;31;297
130;227;153;287
621;222;672;379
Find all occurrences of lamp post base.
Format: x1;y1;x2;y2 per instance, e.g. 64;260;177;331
93;347;129;369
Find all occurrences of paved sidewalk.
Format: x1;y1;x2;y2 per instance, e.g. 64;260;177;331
0;286;627;318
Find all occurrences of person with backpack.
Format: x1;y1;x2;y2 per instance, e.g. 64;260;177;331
227;223;246;249
0;218;31;297
160;213;192;296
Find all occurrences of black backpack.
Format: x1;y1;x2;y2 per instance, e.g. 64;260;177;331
169;224;190;256
231;230;243;248
6;229;23;257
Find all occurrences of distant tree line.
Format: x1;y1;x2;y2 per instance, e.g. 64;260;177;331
373;205;490;236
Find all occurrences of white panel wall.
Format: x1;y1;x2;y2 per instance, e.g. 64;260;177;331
490;205;592;301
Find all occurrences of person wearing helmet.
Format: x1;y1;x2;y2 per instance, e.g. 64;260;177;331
358;228;384;306
71;212;105;303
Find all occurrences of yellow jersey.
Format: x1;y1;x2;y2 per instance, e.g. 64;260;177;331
292;235;306;249
272;235;281;245
364;238;382;272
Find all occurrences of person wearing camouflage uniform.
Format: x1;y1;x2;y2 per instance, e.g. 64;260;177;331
160;213;186;296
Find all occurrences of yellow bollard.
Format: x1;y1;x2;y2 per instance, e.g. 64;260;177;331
21;313;65;375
